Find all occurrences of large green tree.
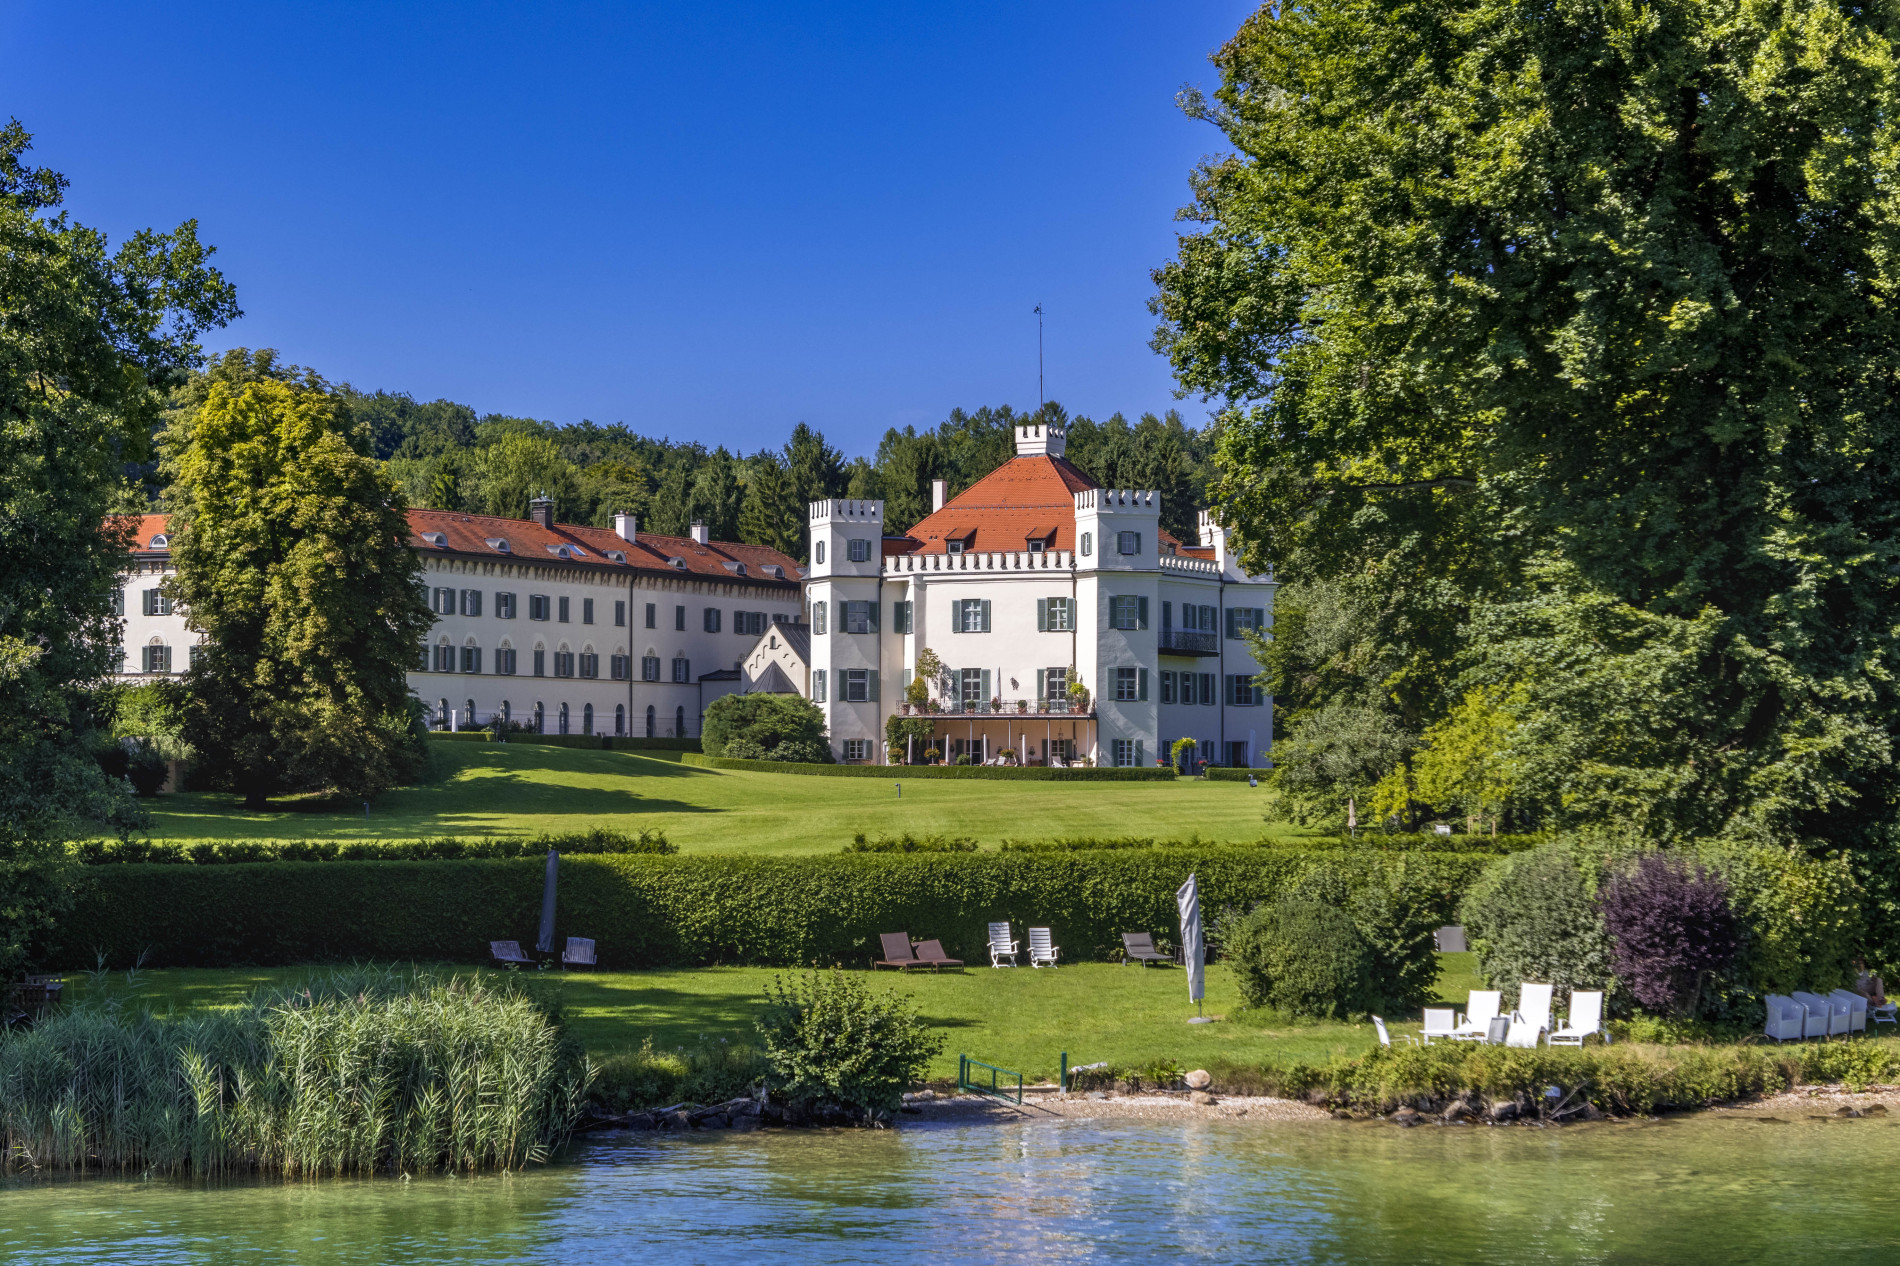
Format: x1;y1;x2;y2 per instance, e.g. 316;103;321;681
1155;1;1900;864
164;369;433;806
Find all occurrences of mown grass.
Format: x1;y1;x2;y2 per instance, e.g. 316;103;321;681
139;744;1303;855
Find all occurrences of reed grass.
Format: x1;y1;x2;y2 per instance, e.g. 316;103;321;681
0;968;589;1176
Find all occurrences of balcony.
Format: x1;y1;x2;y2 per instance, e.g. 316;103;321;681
1158;630;1222;656
904;698;1094;718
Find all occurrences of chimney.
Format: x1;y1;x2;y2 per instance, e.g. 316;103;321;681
931;479;947;513
690;520;710;546
614;512;637;544
528;495;555;530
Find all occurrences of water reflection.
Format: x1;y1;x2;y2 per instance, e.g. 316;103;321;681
5;1116;1900;1263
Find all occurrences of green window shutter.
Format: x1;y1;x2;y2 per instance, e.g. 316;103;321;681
1138;668;1148;701
1135;740;1144;766
981;668;992;701
1036;668;1046;700
981;599;992;632
868;670;879;702
1037;598;1047;631
1253;607;1266;632
869;602;879;633
1225;675;1236;704
1138;596;1149;630
1225;608;1237;639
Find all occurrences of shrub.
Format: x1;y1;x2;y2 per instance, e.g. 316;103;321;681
755;970;942;1123
1281;855;1444;1013
1459;842;1614;1008
1697;841;1860;1007
126;741;170;797
843;832;977;854
1224;899;1375;1018
701;694;834;763
73;827;675;864
591;1038;768;1112
1600;853;1740;1017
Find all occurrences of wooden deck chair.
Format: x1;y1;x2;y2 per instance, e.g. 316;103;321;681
1028;927;1059;968
874;932;925;971
911;939;964;970
987;922;1018;967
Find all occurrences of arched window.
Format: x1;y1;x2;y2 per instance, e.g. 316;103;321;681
582;702;594;735
437;698;449;730
615;704;626;736
465;698;476;727
645;705;656;738
142;637;172;675
559;702;570;734
533;702;545;733
675;705;686;738
434;636;453;673
500;700;511;724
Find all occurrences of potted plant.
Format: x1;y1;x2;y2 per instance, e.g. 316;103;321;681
1016;698;1028;714
924;747;942;764
1068;678;1090;712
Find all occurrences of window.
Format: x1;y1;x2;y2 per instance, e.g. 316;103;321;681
1111;595;1149;631
1198;672;1217;705
499;700;511;724
735;611;766;637
675;705;687;738
642;654;660;681
843;669;877;702
579;652;598;678
614;600;626;627
529;594;550;621
674;604;686;631
582;598;595;625
1114;666;1148;702
1226;607;1267;639
960;667;989;705
1036;597;1071;632
112;586;124;617
611;654;629;680
559;703;570;735
461;645;482;673
672;656;690;683
558;597;571;623
1027;536;1047;554
461;590;483;617
842;601;876;634
814;669;827;702
583;703;594;736
893;600;913;634
1118;531;1142;556
645;602;656;628
844;738;869;761
142;643;173;673
615;704;626;736
1162;600;1173;632
847;538;871;562
497;647;517;675
418;643;430;672
815;541;826;565
1161;670;1176;704
1038;666;1068;701
533;648;547;677
1113;739;1145;767
946;538;966;557
533;702;545;733
954;599;991;633
432;587;455;615
433;642;455;672
703;607;722;633
497;592;517;619
812;601;827;635
554;650;576;678
1179;671;1196;705
1227;675;1262;706
142;587;173;617
1080;532;1092;557
645;705;656;737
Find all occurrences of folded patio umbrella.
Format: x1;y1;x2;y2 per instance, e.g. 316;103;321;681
535;849;559;956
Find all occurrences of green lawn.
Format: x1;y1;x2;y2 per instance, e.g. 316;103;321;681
65;954;1483;1082
142;742;1306;854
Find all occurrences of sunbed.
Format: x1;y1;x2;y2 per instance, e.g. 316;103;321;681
1549;991;1605;1046
562;937;597;970
873;932;927;971
490;940;534;967
911;938;964;970
1121;932;1173;967
1451;991;1502;1041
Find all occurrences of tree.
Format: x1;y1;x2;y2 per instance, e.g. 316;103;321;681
164;372;433;805
784;422;845;559
475;431;581;521
1600;853;1740;1017
738;452;800;556
701;693;834;763
688;448;744;541
1154;0;1900;871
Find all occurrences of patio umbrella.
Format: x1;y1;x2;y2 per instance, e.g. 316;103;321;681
1177;873;1210;1023
535;849;560;956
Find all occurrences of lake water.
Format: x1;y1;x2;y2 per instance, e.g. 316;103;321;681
4;1113;1897;1263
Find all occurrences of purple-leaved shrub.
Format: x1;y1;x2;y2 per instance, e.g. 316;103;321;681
1600;853;1740;1017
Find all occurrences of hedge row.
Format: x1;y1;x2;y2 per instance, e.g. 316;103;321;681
428;733;702;753
72;828;674;865
56;849;1495;971
1268;833;1545;856
1203;768;1264;782
680;753;1179;781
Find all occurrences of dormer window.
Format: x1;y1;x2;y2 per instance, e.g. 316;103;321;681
761;564;785;580
722;561;747;576
547;544;587;560
606;550;626;564
485;537;512;554
946;538;966;557
667;556;686;569
423;532;448;549
148;533;170;549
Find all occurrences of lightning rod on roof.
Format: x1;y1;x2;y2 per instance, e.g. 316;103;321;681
1033;304;1044;418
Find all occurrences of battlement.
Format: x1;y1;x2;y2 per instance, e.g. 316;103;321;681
810;499;883;524
1015;419;1067;458
1074;489;1157;512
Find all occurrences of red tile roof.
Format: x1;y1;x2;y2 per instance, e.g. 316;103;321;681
899;455;1100;555
120;511;803;590
110;515;175;555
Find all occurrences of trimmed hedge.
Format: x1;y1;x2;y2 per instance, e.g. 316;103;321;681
1203;768;1264;782
55;849;1495;971
681;753;1178;781
72;828;675;865
427;734;702;753
1271;833;1544;856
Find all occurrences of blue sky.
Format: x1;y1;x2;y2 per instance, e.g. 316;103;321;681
4;3;1254;456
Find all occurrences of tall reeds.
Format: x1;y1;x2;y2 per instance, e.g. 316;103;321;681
0;969;590;1177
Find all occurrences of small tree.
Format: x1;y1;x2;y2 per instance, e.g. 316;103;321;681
1225;899;1376;1019
1459;843;1614;1008
702;693;833;762
1171;736;1198;772
1600;853;1740;1017
756;970;943;1123
884;713;933;762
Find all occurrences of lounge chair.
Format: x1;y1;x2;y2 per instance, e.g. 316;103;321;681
1794;990;1845;1038
1515;982;1555;1039
1372;1014;1394;1047
1504;1016;1541;1048
1028;927;1059;969
1420;1008;1458;1045
987;922;1018;968
562;937;597;970
873;932;928;971
1830;989;1869;1035
1765;994;1806;1043
1121;932;1173;967
490;940;534;967
911;939;964;970
1434;926;1468;953
1451;991;1503;1041
1550;991;1606;1046
1875;997;1899;1028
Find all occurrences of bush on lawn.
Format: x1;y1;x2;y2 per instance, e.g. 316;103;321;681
1460;842;1615;1009
701;694;834;763
73;827;675;864
591;1038;768;1113
755;970;941;1124
55;848;1495;970
843;832;977;854
1224;899;1375;1019
1281;855;1444;1013
1600;853;1740;1017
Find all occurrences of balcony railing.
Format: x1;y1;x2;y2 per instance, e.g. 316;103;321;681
1158;630;1222;656
906;699;1093;717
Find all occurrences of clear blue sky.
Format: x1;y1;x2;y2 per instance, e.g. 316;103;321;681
4;2;1254;456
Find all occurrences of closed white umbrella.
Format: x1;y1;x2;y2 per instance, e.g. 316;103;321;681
535;849;560;957
1178;873;1211;1024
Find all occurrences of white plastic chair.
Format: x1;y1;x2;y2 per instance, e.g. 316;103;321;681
986;922;1018;968
1504;1017;1541;1048
1515;982;1555;1037
1373;1014;1393;1046
1452;991;1503;1041
1420;1008;1458;1044
1874;998;1898;1028
1549;991;1606;1046
1764;994;1806;1043
1028;927;1059;968
1830;989;1868;1035
1793;991;1841;1038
